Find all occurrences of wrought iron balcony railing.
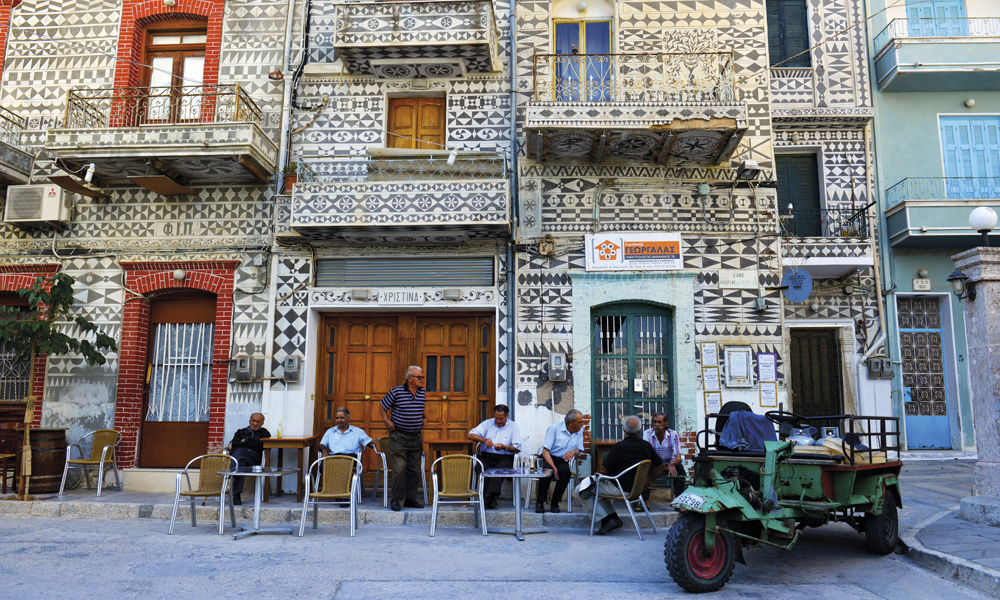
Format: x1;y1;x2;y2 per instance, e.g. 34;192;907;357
531;52;735;103
297;152;508;183
780;205;871;239
875;18;1000;53
886;177;1000;208
0;106;26;149
62;84;264;129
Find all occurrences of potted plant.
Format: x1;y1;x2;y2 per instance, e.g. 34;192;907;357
283;162;298;192
0;273;117;500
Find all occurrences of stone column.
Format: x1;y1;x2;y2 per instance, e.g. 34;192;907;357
953;248;1000;522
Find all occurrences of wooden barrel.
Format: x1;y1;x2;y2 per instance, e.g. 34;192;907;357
15;428;67;494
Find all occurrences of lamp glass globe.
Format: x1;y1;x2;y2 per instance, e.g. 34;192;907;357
969;206;998;232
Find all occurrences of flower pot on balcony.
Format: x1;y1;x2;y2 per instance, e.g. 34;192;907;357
283;174;297;193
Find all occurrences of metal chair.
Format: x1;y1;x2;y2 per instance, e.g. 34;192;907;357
371;436;427;507
300;454;362;537
429;454;487;537
588;459;657;540
519;447;580;512
58;429;123;498
167;453;238;535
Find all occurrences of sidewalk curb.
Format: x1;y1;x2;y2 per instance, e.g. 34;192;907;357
900;511;1000;597
0;497;679;531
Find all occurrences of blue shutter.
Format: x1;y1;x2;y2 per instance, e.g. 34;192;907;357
940;116;1000;199
907;0;966;36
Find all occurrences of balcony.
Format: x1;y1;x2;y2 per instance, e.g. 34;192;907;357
780;205;875;278
0;107;34;185
329;0;500;79
287;151;510;243
45;85;278;195
874;18;1000;92
885;177;1000;248
525;52;747;165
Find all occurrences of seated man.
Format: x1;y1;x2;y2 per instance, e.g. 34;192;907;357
535;409;584;514
582;415;663;535
468;404;522;509
319;407;373;457
227;412;271;505
642;412;686;499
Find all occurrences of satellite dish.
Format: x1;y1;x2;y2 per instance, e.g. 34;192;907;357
782;269;813;303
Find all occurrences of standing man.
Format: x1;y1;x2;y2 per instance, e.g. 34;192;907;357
535;409;585;514
642;412;686;498
319;407;373;457
468;404;522;509
379;365;427;512
582;415;663;535
226;412;271;506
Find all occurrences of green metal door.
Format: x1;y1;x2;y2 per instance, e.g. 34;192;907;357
592;303;673;442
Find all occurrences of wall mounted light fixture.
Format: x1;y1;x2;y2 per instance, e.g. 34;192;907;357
947;269;975;302
173;269;186;282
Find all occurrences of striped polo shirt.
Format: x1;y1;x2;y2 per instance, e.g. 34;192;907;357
380;383;426;434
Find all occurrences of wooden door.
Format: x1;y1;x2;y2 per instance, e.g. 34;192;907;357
316;314;495;474
789;328;843;429
139;293;215;468
387;98;445;150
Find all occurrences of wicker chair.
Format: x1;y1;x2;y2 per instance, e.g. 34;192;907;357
58;429;123;498
299;455;362;537
588;459;657;540
429;454;487;537
0;429;17;494
167;453;238;535
519;446;580;512
371;436;427;507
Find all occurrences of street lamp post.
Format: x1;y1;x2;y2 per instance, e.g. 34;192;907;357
969;206;998;248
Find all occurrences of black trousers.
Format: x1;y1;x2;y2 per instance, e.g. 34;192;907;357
536;455;572;505
230;448;262;495
388;430;423;503
479;452;514;496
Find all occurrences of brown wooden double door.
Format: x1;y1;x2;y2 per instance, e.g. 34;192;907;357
317;314;495;474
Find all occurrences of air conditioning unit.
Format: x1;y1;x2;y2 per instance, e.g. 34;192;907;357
3;185;71;228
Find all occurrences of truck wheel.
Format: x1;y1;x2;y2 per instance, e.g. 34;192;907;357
665;513;736;593
864;496;899;555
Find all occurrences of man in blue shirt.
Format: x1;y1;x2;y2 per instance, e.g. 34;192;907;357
468;404;522;509
319;407;373;457
536;409;585;514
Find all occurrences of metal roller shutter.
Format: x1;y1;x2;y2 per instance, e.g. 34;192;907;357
316;257;495;287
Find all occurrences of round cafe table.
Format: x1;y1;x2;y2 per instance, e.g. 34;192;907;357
481;467;552;541
221;466;300;539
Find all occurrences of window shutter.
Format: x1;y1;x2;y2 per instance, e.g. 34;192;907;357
416;98;445;151
782;1;810;67
776;154;821;236
388;98;418;149
766;2;784;66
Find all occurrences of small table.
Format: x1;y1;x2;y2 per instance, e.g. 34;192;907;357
262;436;318;503
425;439;473;464
482;467;552;541
223;466;300;540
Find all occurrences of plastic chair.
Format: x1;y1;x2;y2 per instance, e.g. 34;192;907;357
371;436;427;507
588;459;657;540
519;447;580;512
58;429;122;498
167;453;238;535
429;454;488;537
300;454;362;537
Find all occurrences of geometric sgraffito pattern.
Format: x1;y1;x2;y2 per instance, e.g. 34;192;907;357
898;297;946;416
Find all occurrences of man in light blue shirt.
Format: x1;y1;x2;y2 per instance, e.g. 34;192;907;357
536;409;585;514
468;404;522;509
319;407;373;457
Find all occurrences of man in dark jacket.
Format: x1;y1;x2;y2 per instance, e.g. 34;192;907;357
582;415;663;535
226;413;270;505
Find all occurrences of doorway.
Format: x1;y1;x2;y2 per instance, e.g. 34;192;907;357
138;293;216;467
789;328;844;426
317;314;495;475
898;296;952;449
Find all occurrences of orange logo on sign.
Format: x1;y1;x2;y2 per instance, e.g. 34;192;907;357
595;240;620;260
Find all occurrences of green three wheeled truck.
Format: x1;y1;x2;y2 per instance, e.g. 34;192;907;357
664;408;902;593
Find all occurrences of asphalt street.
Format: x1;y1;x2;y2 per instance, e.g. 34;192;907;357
0;509;991;600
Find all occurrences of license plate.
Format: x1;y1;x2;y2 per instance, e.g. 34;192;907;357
674;492;705;510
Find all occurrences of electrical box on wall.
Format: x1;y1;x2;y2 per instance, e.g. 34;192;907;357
880;359;894;379
549;352;567;382
867;357;893;379
283;355;301;384
234;353;253;382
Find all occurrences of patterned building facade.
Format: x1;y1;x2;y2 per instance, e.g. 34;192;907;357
512;0;885;461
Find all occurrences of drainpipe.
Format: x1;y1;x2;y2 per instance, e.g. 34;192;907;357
507;5;517;414
276;0;298;179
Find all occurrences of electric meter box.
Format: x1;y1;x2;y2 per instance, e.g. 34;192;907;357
549;352;567;382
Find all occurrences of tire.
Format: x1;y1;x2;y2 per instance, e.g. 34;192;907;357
664;513;737;593
864;495;899;555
